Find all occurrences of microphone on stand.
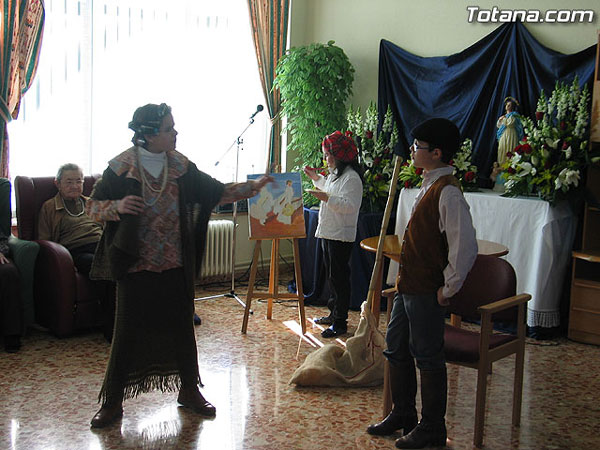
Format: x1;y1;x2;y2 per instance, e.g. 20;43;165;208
250;104;264;120
215;105;264;167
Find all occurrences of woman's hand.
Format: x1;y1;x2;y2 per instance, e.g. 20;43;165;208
117;195;145;215
303;166;319;181
311;190;329;202
251;175;275;196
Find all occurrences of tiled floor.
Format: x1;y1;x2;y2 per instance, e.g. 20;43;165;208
2;284;600;450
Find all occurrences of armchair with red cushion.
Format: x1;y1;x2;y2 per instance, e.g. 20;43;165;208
14;175;103;337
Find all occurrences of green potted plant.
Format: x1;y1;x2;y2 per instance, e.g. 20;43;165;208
274;40;354;206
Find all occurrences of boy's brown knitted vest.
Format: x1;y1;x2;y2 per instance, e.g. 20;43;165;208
396;175;462;294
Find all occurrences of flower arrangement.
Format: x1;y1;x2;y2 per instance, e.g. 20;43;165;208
398;138;478;191
346;103;400;212
501;77;598;205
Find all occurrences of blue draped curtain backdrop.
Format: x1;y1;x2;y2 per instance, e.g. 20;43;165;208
378;22;596;178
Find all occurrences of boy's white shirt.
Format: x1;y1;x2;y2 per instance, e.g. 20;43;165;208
313;168;363;242
413;166;478;298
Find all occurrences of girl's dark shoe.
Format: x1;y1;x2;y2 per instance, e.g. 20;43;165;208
313;315;333;325
321;324;347;338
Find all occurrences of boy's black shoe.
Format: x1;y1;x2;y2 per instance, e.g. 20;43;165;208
313;315;333;325
321;324;347;338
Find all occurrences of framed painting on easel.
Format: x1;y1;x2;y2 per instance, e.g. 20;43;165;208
243;172;307;334
247;172;306;239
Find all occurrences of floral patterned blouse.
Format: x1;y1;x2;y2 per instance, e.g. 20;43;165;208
86;147;189;273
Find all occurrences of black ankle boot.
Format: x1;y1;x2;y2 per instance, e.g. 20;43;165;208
367;361;418;436
367;410;418;436
395;367;447;449
395;421;446;448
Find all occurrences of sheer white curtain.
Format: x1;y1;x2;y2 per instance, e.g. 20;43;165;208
8;0;268;183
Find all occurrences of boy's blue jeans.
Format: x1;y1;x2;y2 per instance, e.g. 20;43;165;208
383;292;446;371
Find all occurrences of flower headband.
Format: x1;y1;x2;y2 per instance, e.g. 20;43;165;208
504;96;520;107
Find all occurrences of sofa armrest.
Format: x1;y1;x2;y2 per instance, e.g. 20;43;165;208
34;240;78;336
8;235;40;328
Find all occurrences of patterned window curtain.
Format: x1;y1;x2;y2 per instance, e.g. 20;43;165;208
0;0;44;177
246;0;289;173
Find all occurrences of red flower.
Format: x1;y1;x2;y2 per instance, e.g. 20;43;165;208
374;157;382;165
375;174;382;181
522;144;533;154
535;111;544;121
449;159;454;166
319;170;327;176
562;140;570;150
522;136;528;142
402;161;410;167
366;131;374;139
507;167;516;174
560;121;566;130
404;180;411;188
506;151;514;159
464;171;476;182
415;167;423;175
515;145;524;155
345;130;353;137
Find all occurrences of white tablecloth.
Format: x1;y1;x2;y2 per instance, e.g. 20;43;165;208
387;188;577;328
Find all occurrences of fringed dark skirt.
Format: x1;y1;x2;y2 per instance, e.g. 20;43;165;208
98;268;199;404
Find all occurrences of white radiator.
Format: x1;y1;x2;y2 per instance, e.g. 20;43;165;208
198;219;234;283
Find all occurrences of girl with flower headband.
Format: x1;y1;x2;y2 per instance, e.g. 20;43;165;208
304;130;363;338
496;96;524;167
86;103;273;428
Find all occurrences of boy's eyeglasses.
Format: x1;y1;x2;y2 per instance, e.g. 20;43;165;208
411;140;430;151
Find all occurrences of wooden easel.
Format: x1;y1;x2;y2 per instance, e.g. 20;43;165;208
241;237;306;334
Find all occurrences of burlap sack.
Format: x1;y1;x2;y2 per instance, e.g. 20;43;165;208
289;301;386;387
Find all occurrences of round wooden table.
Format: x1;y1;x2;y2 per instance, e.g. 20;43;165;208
359;235;508;260
359;235;509;319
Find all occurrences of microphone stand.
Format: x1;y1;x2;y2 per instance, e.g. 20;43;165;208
195;113;260;312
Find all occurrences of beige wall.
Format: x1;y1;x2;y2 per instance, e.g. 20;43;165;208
290;0;599;110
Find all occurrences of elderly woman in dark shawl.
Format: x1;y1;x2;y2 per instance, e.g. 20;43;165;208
87;103;272;428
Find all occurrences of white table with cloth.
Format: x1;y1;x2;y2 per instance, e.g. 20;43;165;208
387;188;577;328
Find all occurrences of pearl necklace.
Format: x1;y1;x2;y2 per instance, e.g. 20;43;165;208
137;148;169;206
62;197;85;217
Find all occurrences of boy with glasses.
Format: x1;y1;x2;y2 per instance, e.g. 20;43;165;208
367;118;477;449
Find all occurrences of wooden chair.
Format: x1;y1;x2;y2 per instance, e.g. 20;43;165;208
444;254;530;447
381;255;530;448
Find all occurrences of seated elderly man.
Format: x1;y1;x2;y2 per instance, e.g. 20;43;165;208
38;163;102;276
38;163;115;340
